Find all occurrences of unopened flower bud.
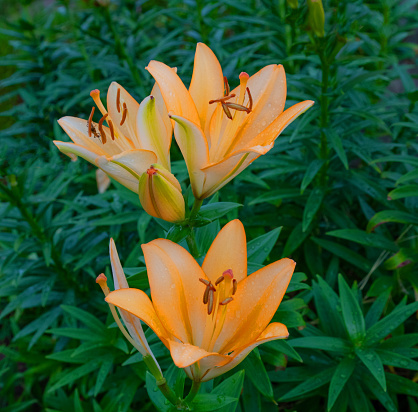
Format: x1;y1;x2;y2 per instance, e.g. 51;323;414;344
307;0;325;38
138;164;185;223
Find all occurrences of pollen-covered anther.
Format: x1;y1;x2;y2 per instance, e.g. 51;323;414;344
120;102;128;126
223;76;230;96
246;87;253;111
209;94;236;105
98;113;108;144
88;107;95;137
108;120;115;140
220;297;233;306
207;289;215;315
215;276;225;286
199;278;210;286
116;88;121;112
232;279;238;295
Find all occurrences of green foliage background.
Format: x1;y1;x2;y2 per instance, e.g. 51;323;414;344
1;0;417;411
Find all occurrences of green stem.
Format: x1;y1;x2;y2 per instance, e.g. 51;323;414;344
189;198;204;222
184;380;201;404
186;229;200;259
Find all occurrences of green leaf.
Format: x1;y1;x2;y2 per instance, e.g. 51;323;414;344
326;129;348;170
278;367;335;401
61;305;106;335
362;370;396;412
283;222;311;256
396;168;418;185
365;288;391;329
376;349;418;371
367;210;418;232
384;248;417;270
386;373;418;396
264;340;303;362
247;227;282;264
387;184;418;200
94;359;113;396
198;202;242;221
211;370;245;412
248;189;301;206
302;187;325;232
347;381;371;412
301;159;324;193
166;225;190;243
338;274;366;343
365;301;418;346
191;394;237;411
290;337;352;353
326;229;398;252
327;356;356;411
242;348;273;400
372;155;418;167
48;360;100;392
356;348;386;391
90;212;141;226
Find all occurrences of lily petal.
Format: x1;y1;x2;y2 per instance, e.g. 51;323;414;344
202;220;247;284
142;241;207;345
54;141;101;164
105;288;170;346
203;322;288;381
107;82;141;149
214;258;295;354
109;240;155;358
96;169;111;193
167;339;229;370
108;149;158;179
146;60;200;125
136;96;171;170
189;43;224;135
170;114;210;198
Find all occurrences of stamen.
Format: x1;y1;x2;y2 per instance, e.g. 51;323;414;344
225;102;251;113
223;269;234;279
96;273;110;296
203;285;210;304
207;289;214;315
88;107;95;137
215;276;225;286
246;87;253;111
209;94;236;105
108;120;115;140
199;278;210;286
116;88;121;113
120;102;127;126
232;279;238;295
220;297;233;305
98;114;108;144
223;76;230;96
222;102;233;120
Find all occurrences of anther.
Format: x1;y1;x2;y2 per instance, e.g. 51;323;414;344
209;94;236;105
207;289;214;315
203;285;210;304
215;276;225;286
120;102;127;126
220;297;233;305
88;107;95;137
223;269;234;279
199;278;210;286
98;114;108;145
246;87;253;111
223;76;230;96
225;102;251;113
232;279;237;295
222;103;233;120
116;88;121;113
108;120;115;140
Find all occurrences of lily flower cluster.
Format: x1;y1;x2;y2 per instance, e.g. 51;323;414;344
55;43;313;223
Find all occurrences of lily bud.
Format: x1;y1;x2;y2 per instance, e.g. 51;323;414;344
138;164;185;223
307;0;325;38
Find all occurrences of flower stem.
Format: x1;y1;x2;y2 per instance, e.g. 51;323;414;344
189;198;204;222
186;229;200;259
184;380;201;404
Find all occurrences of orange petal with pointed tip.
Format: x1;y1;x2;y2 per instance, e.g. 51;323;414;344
203;322;288;381
189;43;224;135
146;60;200;125
214;258;295;354
202;220;247;285
142;240;207;345
105;288;170;346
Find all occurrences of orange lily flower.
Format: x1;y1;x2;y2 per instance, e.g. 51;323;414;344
105;220;295;382
146;43;314;199
54;82;173;193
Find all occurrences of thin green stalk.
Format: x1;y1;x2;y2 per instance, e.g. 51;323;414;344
184;380;201;404
189;198;204;222
186;229;200;258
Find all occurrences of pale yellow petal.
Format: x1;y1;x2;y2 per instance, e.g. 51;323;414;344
108;149;158;178
189;43;224;135
151;81;173;144
107;82;141;148
202;220;247;284
136;96;171;170
170;114;209;199
54;141;101;164
214;258;295;353
105;288;170;346
96;169;111;193
142;241;207;345
146;60;200;125
203;323;288;381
